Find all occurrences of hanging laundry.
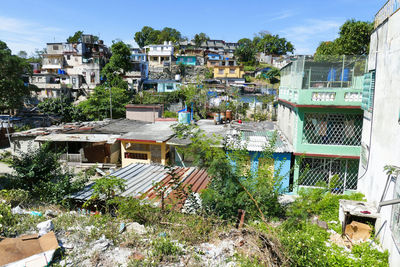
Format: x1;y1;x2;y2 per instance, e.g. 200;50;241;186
344;119;355;137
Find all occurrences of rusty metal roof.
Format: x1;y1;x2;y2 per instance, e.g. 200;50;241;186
69;163;211;209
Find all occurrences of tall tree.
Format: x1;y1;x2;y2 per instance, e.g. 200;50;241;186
193;33;210;47
0;41;33;111
78;86;130;120
157;27;182;43
234;38;257;64
67;31;83;43
335;19;373;55
134;26;160;48
101;41;132;88
17;51;27;59
315;19;373;58
255;34;294;55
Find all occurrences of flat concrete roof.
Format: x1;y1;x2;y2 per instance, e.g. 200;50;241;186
118;121;176;143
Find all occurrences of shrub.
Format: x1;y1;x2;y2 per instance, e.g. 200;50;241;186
163;110;178;118
9;142;87;204
0;189;29;207
0;203;16;235
151;237;182;262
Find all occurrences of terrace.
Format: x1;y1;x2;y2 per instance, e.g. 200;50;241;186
279;56;367;107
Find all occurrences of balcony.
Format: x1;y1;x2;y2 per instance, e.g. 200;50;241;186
279;56;366;107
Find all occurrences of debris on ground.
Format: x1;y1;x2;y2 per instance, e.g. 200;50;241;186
0;232;59;267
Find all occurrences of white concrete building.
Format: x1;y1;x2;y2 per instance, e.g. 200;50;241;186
145;41;174;69
30;36;110;99
357;3;400;266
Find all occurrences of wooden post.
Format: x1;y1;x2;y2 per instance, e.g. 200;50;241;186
236;209;246;229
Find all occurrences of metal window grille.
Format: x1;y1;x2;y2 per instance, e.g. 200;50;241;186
299;157;359;193
302;113;362;146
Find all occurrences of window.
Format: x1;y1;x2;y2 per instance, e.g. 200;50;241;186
66;55;71;60
124;152;148;160
90;75;95;84
229;68;235;74
166;85;173;90
53;45;59;50
302;113;363;146
361;71;375;112
299;157;359;192
218;69;224;75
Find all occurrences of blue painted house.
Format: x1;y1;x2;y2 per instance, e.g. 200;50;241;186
229;130;293;192
143;79;180;92
176;56;197;66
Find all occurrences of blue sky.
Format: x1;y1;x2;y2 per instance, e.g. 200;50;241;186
0;0;384;56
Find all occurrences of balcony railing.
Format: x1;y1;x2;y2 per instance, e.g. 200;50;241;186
60;153;82;163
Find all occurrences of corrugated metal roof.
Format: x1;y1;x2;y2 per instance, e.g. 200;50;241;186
69;163;211;207
241;131;292;153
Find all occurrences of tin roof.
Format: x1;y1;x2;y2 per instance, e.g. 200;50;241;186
69;163;211;208
227;129;292;153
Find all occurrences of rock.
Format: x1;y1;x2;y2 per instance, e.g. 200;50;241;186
92;235;111;252
37;220;54;236
45;210;58;217
126;222;147;235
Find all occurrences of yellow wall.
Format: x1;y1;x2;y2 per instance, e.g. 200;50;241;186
213;66;244;78
121;140;170;167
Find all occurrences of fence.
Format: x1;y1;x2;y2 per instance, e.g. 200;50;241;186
302;113;363;146
298;157;359;193
280;56;367;90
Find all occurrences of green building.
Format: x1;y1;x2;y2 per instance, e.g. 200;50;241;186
277;56;367;194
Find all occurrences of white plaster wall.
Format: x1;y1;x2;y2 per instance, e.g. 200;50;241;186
358;11;400;266
277;104;296;146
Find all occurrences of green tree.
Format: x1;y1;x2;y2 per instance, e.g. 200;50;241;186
0;40;33;111
17;50;27;59
100;41;131;89
193;33;210;47
78;86;130;120
266;67;281;84
38;97;87;122
234;38;257;64
67;31;83;43
173;125;285;221
255;34;294;55
10;142;86;203
336;19;373;55
157;27;182;43
134;26;161;48
315;19;373;59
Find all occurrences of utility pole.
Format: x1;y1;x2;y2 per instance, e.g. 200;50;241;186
109;87;112;120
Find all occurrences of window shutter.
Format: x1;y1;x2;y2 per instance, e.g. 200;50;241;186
362;71;376;112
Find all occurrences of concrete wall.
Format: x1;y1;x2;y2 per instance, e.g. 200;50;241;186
358;11;400;266
277;103;297;146
126;106;163;122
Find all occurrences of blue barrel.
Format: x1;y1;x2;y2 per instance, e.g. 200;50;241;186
178;112;191;124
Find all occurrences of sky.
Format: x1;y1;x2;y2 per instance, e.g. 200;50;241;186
0;0;384;56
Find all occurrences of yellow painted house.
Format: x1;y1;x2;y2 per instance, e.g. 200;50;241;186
118;121;176;167
213;66;244;79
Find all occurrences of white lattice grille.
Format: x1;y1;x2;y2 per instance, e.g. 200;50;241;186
298;157;359;193
302;113;362;146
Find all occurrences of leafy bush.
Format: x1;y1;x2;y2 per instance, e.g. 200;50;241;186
277;221;388;266
38;97;87;122
115;197;160;225
0;189;29;207
9;143;87;204
163;110;178;118
286;187;364;227
151;237;182;262
0;203;16;235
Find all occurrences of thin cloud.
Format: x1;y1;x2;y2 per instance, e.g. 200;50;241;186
0;16;64;55
267;10;295;21
280;18;344;54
